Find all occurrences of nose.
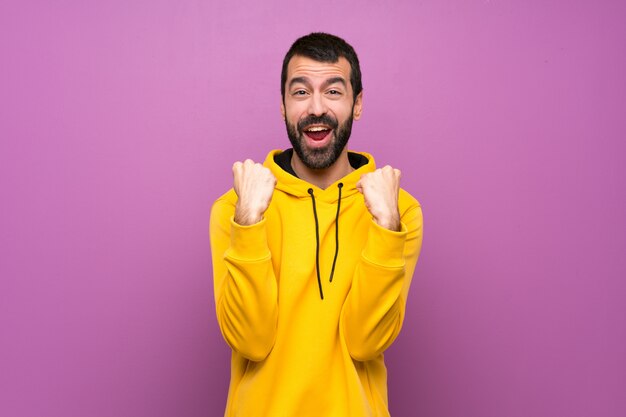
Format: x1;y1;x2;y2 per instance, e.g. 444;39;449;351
308;92;327;116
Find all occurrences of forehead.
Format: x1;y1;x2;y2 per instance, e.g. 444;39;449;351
286;55;351;85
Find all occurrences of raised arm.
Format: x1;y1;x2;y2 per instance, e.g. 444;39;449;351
342;167;423;361
209;160;279;361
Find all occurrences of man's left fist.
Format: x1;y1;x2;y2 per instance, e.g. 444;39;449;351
356;166;401;232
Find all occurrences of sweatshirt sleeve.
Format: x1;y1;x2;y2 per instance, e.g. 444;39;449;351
341;202;423;361
209;196;278;361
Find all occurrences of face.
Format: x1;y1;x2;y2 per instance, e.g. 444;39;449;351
281;55;363;170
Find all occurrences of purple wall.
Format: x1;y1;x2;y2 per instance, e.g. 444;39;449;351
2;1;624;416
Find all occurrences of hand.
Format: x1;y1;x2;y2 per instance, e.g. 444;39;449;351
232;159;277;225
356;166;401;231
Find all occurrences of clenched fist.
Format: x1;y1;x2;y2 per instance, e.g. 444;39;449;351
233;159;277;225
356;165;401;231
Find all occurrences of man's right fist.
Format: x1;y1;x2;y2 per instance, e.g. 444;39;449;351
233;159;277;225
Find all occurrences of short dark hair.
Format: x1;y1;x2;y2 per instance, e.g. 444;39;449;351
281;32;363;103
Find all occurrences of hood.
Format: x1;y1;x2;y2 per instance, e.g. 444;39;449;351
263;149;377;202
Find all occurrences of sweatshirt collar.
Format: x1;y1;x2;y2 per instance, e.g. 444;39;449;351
264;149;376;203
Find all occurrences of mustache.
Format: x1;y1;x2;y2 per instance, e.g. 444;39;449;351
297;114;338;131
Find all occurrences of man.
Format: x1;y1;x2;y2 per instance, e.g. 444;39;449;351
210;33;423;417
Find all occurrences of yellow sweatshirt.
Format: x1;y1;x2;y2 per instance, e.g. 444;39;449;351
209;149;423;417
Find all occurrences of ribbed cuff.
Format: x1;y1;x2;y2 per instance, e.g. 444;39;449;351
361;219;408;267
227;216;271;261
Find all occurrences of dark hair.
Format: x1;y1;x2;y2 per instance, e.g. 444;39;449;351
281;32;362;103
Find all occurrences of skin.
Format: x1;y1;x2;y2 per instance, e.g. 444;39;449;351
281;56;362;187
233;55;401;231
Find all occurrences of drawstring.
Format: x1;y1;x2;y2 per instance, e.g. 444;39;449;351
308;183;343;300
329;183;342;283
308;188;323;300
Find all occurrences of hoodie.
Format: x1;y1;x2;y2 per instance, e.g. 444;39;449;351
209;149;423;417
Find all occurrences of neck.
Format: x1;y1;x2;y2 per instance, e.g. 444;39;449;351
291;150;353;190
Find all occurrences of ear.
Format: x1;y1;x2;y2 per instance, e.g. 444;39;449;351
352;91;363;120
280;100;286;120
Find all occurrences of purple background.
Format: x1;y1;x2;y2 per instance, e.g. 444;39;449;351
2;1;625;416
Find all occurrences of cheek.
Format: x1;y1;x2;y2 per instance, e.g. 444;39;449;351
332;101;352;116
332;109;351;124
285;103;304;120
285;110;302;130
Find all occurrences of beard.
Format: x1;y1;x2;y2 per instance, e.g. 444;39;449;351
285;111;354;170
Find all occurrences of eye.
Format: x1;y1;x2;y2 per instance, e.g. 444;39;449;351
293;90;307;96
328;90;341;95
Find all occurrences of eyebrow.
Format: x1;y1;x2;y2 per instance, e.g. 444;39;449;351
288;77;311;89
288;76;347;90
322;77;347;89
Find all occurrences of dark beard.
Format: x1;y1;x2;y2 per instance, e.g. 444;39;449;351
285;112;354;170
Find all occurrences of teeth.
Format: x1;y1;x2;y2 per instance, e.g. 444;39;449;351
307;126;328;132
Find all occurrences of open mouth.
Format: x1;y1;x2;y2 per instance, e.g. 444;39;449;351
303;125;332;141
